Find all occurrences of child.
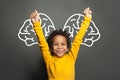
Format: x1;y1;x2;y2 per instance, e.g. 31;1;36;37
30;7;92;80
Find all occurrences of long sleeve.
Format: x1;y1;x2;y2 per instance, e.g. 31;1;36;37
33;21;51;63
68;16;92;60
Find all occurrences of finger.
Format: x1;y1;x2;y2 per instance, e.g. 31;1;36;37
30;12;35;18
86;7;90;12
35;10;38;14
86;7;91;14
30;13;34;19
87;8;92;15
87;7;90;10
84;7;89;13
89;10;92;14
35;10;39;16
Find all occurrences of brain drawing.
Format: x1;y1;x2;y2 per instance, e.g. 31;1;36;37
63;14;100;47
18;13;100;47
18;13;55;46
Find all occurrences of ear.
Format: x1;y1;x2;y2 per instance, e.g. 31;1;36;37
49;48;53;52
66;48;69;52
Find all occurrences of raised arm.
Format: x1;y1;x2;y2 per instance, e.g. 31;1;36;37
30;10;51;63
68;7;92;60
30;10;45;45
74;7;92;40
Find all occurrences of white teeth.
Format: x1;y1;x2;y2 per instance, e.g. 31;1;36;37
56;50;63;54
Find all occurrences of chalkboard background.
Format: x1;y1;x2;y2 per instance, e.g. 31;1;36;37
0;0;120;80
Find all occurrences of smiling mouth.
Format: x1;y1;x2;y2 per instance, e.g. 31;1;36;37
57;51;62;53
56;50;64;54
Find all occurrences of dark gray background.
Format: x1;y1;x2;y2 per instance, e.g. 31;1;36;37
0;0;120;80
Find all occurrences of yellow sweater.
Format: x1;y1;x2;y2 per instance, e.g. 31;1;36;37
33;16;91;80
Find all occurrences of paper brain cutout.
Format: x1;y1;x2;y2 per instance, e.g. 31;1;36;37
18;13;100;47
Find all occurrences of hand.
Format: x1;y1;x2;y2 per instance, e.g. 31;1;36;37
30;10;40;23
84;7;92;18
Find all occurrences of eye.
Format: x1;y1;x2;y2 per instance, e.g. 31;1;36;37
53;43;58;45
62;43;66;45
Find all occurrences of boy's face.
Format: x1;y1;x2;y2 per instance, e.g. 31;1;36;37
51;35;68;57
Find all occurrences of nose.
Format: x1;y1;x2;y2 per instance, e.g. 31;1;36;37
58;44;62;49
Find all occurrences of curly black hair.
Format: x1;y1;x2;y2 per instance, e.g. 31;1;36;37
47;29;71;51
